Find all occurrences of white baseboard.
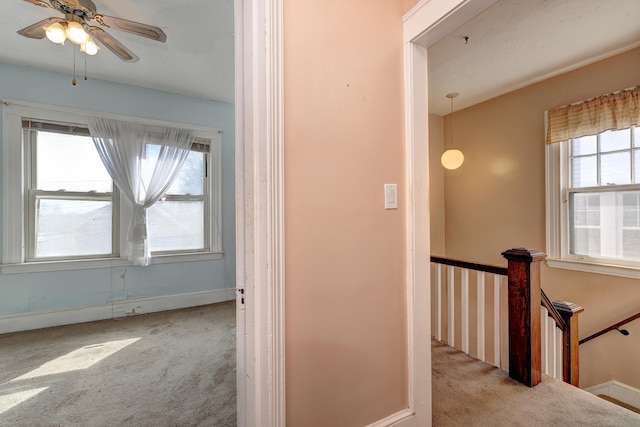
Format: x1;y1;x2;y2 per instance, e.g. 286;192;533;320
586;380;640;408
366;409;415;427
0;288;236;335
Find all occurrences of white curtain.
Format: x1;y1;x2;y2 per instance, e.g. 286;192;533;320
88;117;193;266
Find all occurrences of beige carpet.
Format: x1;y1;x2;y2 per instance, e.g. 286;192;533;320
0;301;236;427
432;339;640;426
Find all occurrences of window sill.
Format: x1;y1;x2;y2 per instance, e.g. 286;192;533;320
1;251;224;274
546;258;640;280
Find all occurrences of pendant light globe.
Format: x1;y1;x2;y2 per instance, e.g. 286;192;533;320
441;92;464;170
44;22;66;44
441;148;464;170
66;21;89;44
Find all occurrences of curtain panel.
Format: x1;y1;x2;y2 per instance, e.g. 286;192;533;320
88;117;194;266
546;85;640;144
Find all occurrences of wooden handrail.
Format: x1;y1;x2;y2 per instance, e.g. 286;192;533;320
580;311;640;345
430;256;568;331
430;255;507;276
541;289;566;330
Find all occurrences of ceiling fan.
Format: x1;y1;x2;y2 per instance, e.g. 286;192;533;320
17;0;167;63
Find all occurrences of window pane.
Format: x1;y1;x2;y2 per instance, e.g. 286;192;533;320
572;156;597;187
142;146;204;196
635;149;640;182
601;151;630;185
571;228;601;257
570;193;601;257
572;135;597;155
623;230;640;260
634;127;640;148
36;131;112;192
35;199;112;257
167;151;204;195
147;201;204;252
600;128;630;152
623;193;640;227
571;193;600;216
572;194;601;225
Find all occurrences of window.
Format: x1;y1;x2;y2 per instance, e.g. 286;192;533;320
146;142;210;253
547;125;640;278
2;101;222;273
546;85;640;278
24;121;118;261
568;127;640;260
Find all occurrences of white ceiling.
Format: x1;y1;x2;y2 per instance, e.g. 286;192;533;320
0;1;638;113
428;0;640;116
0;0;235;103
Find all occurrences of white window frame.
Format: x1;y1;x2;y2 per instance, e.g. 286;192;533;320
2;100;222;274
546;124;640;279
23;119;121;262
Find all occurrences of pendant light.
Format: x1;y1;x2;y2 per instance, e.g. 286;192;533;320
441;92;464;170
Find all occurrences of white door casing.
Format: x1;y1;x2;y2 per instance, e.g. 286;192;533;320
234;0;285;426
400;1;499;426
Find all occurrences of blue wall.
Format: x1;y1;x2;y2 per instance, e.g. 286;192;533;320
0;61;235;316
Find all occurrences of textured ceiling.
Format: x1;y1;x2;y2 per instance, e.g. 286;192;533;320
427;0;640;115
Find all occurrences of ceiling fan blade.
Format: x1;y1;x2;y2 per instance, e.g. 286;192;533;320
22;0;55;10
17;17;64;39
89;27;140;63
90;14;166;42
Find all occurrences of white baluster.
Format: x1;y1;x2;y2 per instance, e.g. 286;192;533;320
477;272;485;362
493;275;502;368
461;268;469;353
556;327;563;380
435;264;442;341
541;306;548;375
551;316;558;378
448;265;455;347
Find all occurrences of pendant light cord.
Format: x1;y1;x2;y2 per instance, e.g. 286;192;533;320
450;95;454;147
446;92;458;147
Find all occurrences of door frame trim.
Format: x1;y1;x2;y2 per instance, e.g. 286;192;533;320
235;0;286;425
402;1;498;425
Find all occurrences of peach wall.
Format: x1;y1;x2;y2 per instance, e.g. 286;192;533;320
404;0;422;13
436;46;640;388
284;1;408;426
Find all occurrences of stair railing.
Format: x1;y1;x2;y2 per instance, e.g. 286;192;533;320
430;248;583;388
579;311;640;345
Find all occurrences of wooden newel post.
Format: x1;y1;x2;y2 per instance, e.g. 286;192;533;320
501;248;546;387
553;301;584;387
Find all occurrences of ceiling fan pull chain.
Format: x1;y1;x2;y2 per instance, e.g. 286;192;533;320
84;54;88;81
72;47;77;86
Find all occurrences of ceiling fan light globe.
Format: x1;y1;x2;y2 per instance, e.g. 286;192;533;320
81;37;99;55
441;149;464;170
44;22;66;44
66;21;89;44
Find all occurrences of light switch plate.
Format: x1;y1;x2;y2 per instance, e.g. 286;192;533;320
384;184;398;209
